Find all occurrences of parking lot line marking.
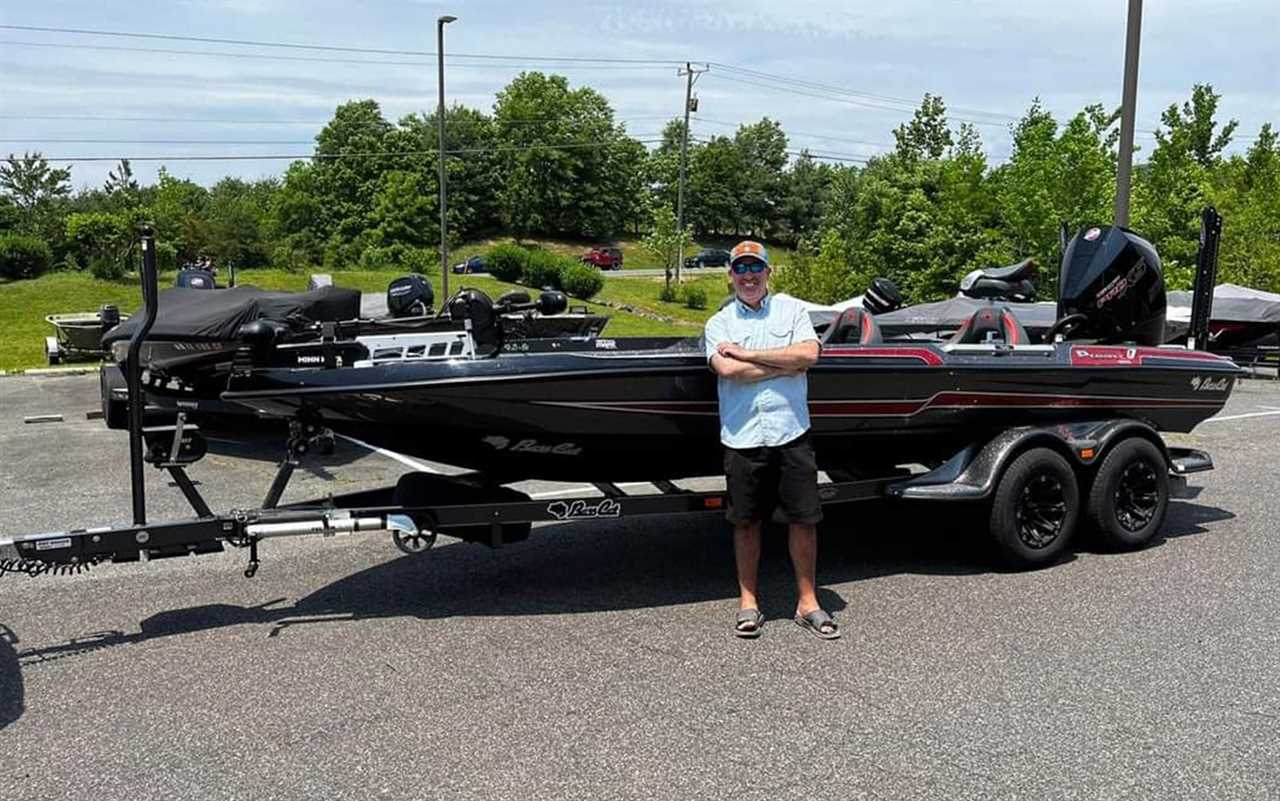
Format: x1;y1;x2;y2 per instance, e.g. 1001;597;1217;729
333;433;441;473
1203;409;1280;423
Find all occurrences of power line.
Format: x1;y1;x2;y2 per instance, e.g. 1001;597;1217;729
0;39;671;71
0;114;674;128
3;134;663;146
705;72;1013;129
37;138;666;162
692;116;894;149
710;62;1020;122
0;24;683;65
688;134;870;165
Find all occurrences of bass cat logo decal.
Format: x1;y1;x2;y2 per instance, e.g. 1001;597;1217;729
482;435;583;456
546;499;622;520
1189;376;1232;392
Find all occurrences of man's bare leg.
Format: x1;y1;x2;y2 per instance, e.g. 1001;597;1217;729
788;522;820;615
734;522;763;610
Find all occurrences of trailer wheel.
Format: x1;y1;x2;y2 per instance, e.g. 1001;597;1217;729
989;447;1079;567
1087;438;1168;551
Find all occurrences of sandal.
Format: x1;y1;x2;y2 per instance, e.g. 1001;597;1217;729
735;608;764;639
794;608;840;640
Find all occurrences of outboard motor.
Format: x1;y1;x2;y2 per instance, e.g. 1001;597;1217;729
1056;225;1166;346
175;268;217;289
386;275;434;318
99;303;121;333
861;277;902;315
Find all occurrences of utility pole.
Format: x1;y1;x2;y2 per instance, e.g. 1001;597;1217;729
1114;0;1142;227
437;14;457;298
675;62;708;285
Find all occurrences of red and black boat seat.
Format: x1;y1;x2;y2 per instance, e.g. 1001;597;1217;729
949;305;1029;346
821;308;883;346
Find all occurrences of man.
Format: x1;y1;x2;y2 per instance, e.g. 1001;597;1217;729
704;240;839;640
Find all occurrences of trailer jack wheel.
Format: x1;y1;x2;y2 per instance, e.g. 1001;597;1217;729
393;527;437;555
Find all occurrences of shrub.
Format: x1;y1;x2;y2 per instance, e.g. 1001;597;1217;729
155;241;178;273
487;243;527;282
358;243;434;274
0;234;53;280
321;236;364;271
560;261;604;300
682;284;708;309
90;255;128;281
658;282;679;303
523;248;564;290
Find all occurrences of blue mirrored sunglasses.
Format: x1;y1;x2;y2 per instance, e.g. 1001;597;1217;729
731;261;767;274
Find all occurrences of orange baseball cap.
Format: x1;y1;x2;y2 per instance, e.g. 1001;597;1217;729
729;240;770;267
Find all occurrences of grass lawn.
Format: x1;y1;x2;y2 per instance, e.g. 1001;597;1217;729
0;268;722;372
448;234;795;271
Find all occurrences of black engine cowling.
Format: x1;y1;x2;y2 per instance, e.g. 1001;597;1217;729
387;275;435;318
1058;225;1166;346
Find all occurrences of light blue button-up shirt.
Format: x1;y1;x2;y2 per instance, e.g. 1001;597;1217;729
704;292;819;449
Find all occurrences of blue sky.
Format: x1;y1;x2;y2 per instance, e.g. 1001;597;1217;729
2;0;1276;188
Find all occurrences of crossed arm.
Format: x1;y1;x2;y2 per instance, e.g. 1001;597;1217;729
709;339;821;382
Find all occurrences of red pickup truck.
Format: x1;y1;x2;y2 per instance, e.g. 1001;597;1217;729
580;246;624;270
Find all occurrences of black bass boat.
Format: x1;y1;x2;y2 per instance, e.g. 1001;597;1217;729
115;225;1237;482
0;224;1240;576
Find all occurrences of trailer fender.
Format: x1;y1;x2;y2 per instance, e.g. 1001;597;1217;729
887;420;1172;501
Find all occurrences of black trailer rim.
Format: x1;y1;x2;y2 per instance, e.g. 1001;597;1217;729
1015;471;1067;549
1114;459;1160;532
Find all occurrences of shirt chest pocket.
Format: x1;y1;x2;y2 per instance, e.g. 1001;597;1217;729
767;325;795;348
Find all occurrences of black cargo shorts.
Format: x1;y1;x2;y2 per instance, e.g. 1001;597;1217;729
723;431;822;526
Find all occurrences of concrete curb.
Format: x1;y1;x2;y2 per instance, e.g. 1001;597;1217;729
10;365;103;377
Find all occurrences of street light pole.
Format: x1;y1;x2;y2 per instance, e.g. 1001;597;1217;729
437;14;457;298
1114;0;1142;227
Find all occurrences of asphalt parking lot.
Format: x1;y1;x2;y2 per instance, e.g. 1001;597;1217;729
2;371;1279;800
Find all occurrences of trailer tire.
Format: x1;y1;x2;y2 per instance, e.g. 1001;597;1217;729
1087;438;1168;551
989;447;1079;568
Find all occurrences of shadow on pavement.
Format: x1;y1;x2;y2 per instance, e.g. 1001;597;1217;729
6;497;1231;727
0;624;21;731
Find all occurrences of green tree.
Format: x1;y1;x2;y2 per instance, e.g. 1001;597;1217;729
687;135;743;236
1132;85;1237;285
894;94;953;160
493;72;637;239
103;159;141;212
204;178;275;269
644;205;693;287
777;151;832;244
149;168;209;264
0;152;72;252
733;118;789;236
368;169;434;248
309;100;395;243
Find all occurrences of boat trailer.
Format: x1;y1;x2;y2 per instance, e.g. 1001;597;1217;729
1;231;1219;579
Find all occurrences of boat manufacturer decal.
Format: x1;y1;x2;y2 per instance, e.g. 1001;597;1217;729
546;499;622;520
1084;227;1102;242
1070;346;1229;367
35;537;72;551
482;435;583;456
595;339;617;350
1190;376;1232;392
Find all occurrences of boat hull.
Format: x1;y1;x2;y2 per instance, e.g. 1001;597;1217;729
218;342;1241;482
